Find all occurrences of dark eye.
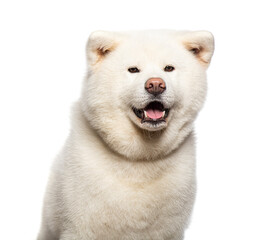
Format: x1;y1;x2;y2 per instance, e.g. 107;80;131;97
128;67;140;73
164;65;175;72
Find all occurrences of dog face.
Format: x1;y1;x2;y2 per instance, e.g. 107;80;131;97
82;30;214;160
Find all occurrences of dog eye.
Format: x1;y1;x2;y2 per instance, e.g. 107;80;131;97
128;67;140;73
164;65;175;72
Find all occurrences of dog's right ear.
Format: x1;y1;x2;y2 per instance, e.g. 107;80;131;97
180;31;214;67
86;31;119;67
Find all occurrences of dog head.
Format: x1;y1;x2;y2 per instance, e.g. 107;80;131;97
81;30;214;160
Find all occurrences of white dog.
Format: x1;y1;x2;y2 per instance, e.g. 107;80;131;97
38;30;214;240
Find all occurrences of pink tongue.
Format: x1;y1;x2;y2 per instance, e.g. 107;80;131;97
146;109;163;119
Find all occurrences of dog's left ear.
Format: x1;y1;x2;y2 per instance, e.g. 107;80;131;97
180;31;215;67
86;31;120;67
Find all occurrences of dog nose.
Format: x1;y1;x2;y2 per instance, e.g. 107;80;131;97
145;78;166;96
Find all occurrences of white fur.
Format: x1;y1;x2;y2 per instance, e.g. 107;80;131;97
38;30;214;240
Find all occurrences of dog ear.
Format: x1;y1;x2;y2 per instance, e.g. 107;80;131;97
86;31;119;67
181;31;214;66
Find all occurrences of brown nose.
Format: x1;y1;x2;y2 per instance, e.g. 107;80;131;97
145;78;166;96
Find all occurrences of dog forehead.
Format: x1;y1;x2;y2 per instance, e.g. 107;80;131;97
115;31;184;61
124;30;178;48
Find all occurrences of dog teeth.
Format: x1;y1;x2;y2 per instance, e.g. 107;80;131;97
144;110;148;118
162;111;165;118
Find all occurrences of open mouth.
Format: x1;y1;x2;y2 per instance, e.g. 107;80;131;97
132;101;170;124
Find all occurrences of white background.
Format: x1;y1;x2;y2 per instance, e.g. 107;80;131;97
0;0;278;239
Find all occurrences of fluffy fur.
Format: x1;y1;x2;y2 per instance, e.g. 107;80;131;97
38;30;214;240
